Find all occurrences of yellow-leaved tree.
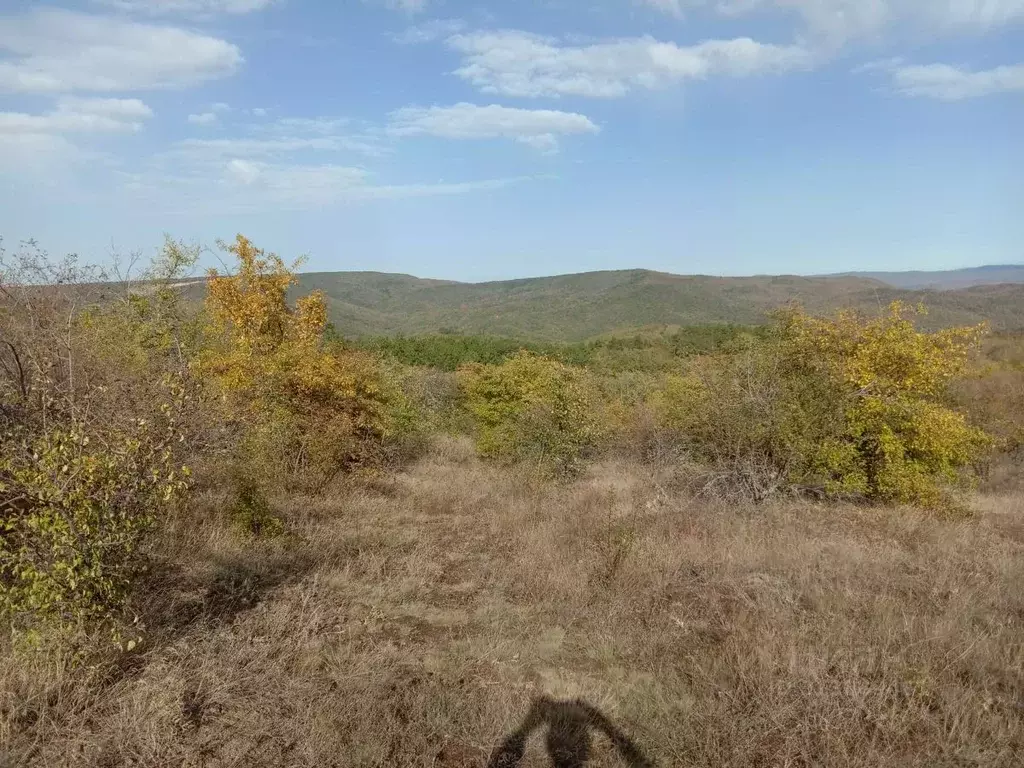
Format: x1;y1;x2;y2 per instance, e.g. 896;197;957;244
655;302;991;509
778;301;991;508
199;235;400;488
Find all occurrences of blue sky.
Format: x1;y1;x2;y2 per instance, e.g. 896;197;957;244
0;1;1021;281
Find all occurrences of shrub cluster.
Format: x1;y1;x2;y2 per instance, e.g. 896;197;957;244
1;236;414;633
353;324;760;373
652;303;990;507
1;240;198;632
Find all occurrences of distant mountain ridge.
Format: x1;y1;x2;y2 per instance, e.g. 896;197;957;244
285;266;1024;342
832;264;1024;290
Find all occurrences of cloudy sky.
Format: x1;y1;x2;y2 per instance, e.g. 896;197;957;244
1;1;1021;280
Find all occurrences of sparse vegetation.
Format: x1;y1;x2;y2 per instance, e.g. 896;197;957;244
226;474;284;540
2;235;1022;766
1;240;197;634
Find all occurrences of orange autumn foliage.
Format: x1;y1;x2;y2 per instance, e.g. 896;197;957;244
199;235;399;486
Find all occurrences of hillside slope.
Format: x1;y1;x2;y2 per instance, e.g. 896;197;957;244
291;269;1024;341
837;264;1024;290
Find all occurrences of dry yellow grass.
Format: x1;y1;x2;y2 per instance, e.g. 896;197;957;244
3;437;1022;767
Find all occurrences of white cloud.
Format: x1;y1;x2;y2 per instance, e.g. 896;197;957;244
934;0;1024;27
637;0;686;19
268;116;352;135
211;101;231;112
95;0;276;15
224;161;367;199
133;104;532;210
56;97;154;121
657;1;1024;45
170;114;389;163
175;135;380;157
388;103;599;151
135;155;531;211
188;112;219;126
389;0;429;12
0;97;151;174
0;9;242;94
391;18;466;44
0;132;83;174
360;176;530;201
365;0;429;14
883;61;1024;100
447;30;812;98
225;158;263;184
0;97;153;134
254;116;388;156
250;107;268;117
233;165;530;207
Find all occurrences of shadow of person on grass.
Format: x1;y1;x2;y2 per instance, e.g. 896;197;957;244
487;696;655;768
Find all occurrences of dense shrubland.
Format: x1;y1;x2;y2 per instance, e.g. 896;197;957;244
0;236;411;636
1;234;1015;638
0;241;199;634
651;304;991;507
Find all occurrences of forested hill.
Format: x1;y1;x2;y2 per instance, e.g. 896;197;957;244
285;269;1024;342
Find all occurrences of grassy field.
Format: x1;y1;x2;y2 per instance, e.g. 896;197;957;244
5;438;1021;767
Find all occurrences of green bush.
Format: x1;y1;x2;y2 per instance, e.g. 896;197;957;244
457;352;602;472
1;238;199;633
353;334;575;370
653;338;844;501
388;364;466;437
654;304;991;508
0;421;189;629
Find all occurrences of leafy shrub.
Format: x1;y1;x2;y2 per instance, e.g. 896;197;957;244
387;364;466;438
0;408;189;630
780;302;990;507
1;239;197;631
654;338;844;501
656;303;991;508
198;236;403;487
457;352;602;472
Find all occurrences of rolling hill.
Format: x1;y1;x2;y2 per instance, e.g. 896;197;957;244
833;264;1024;290
289;269;1024;342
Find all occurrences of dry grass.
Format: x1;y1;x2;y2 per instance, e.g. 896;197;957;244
3;436;1022;767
